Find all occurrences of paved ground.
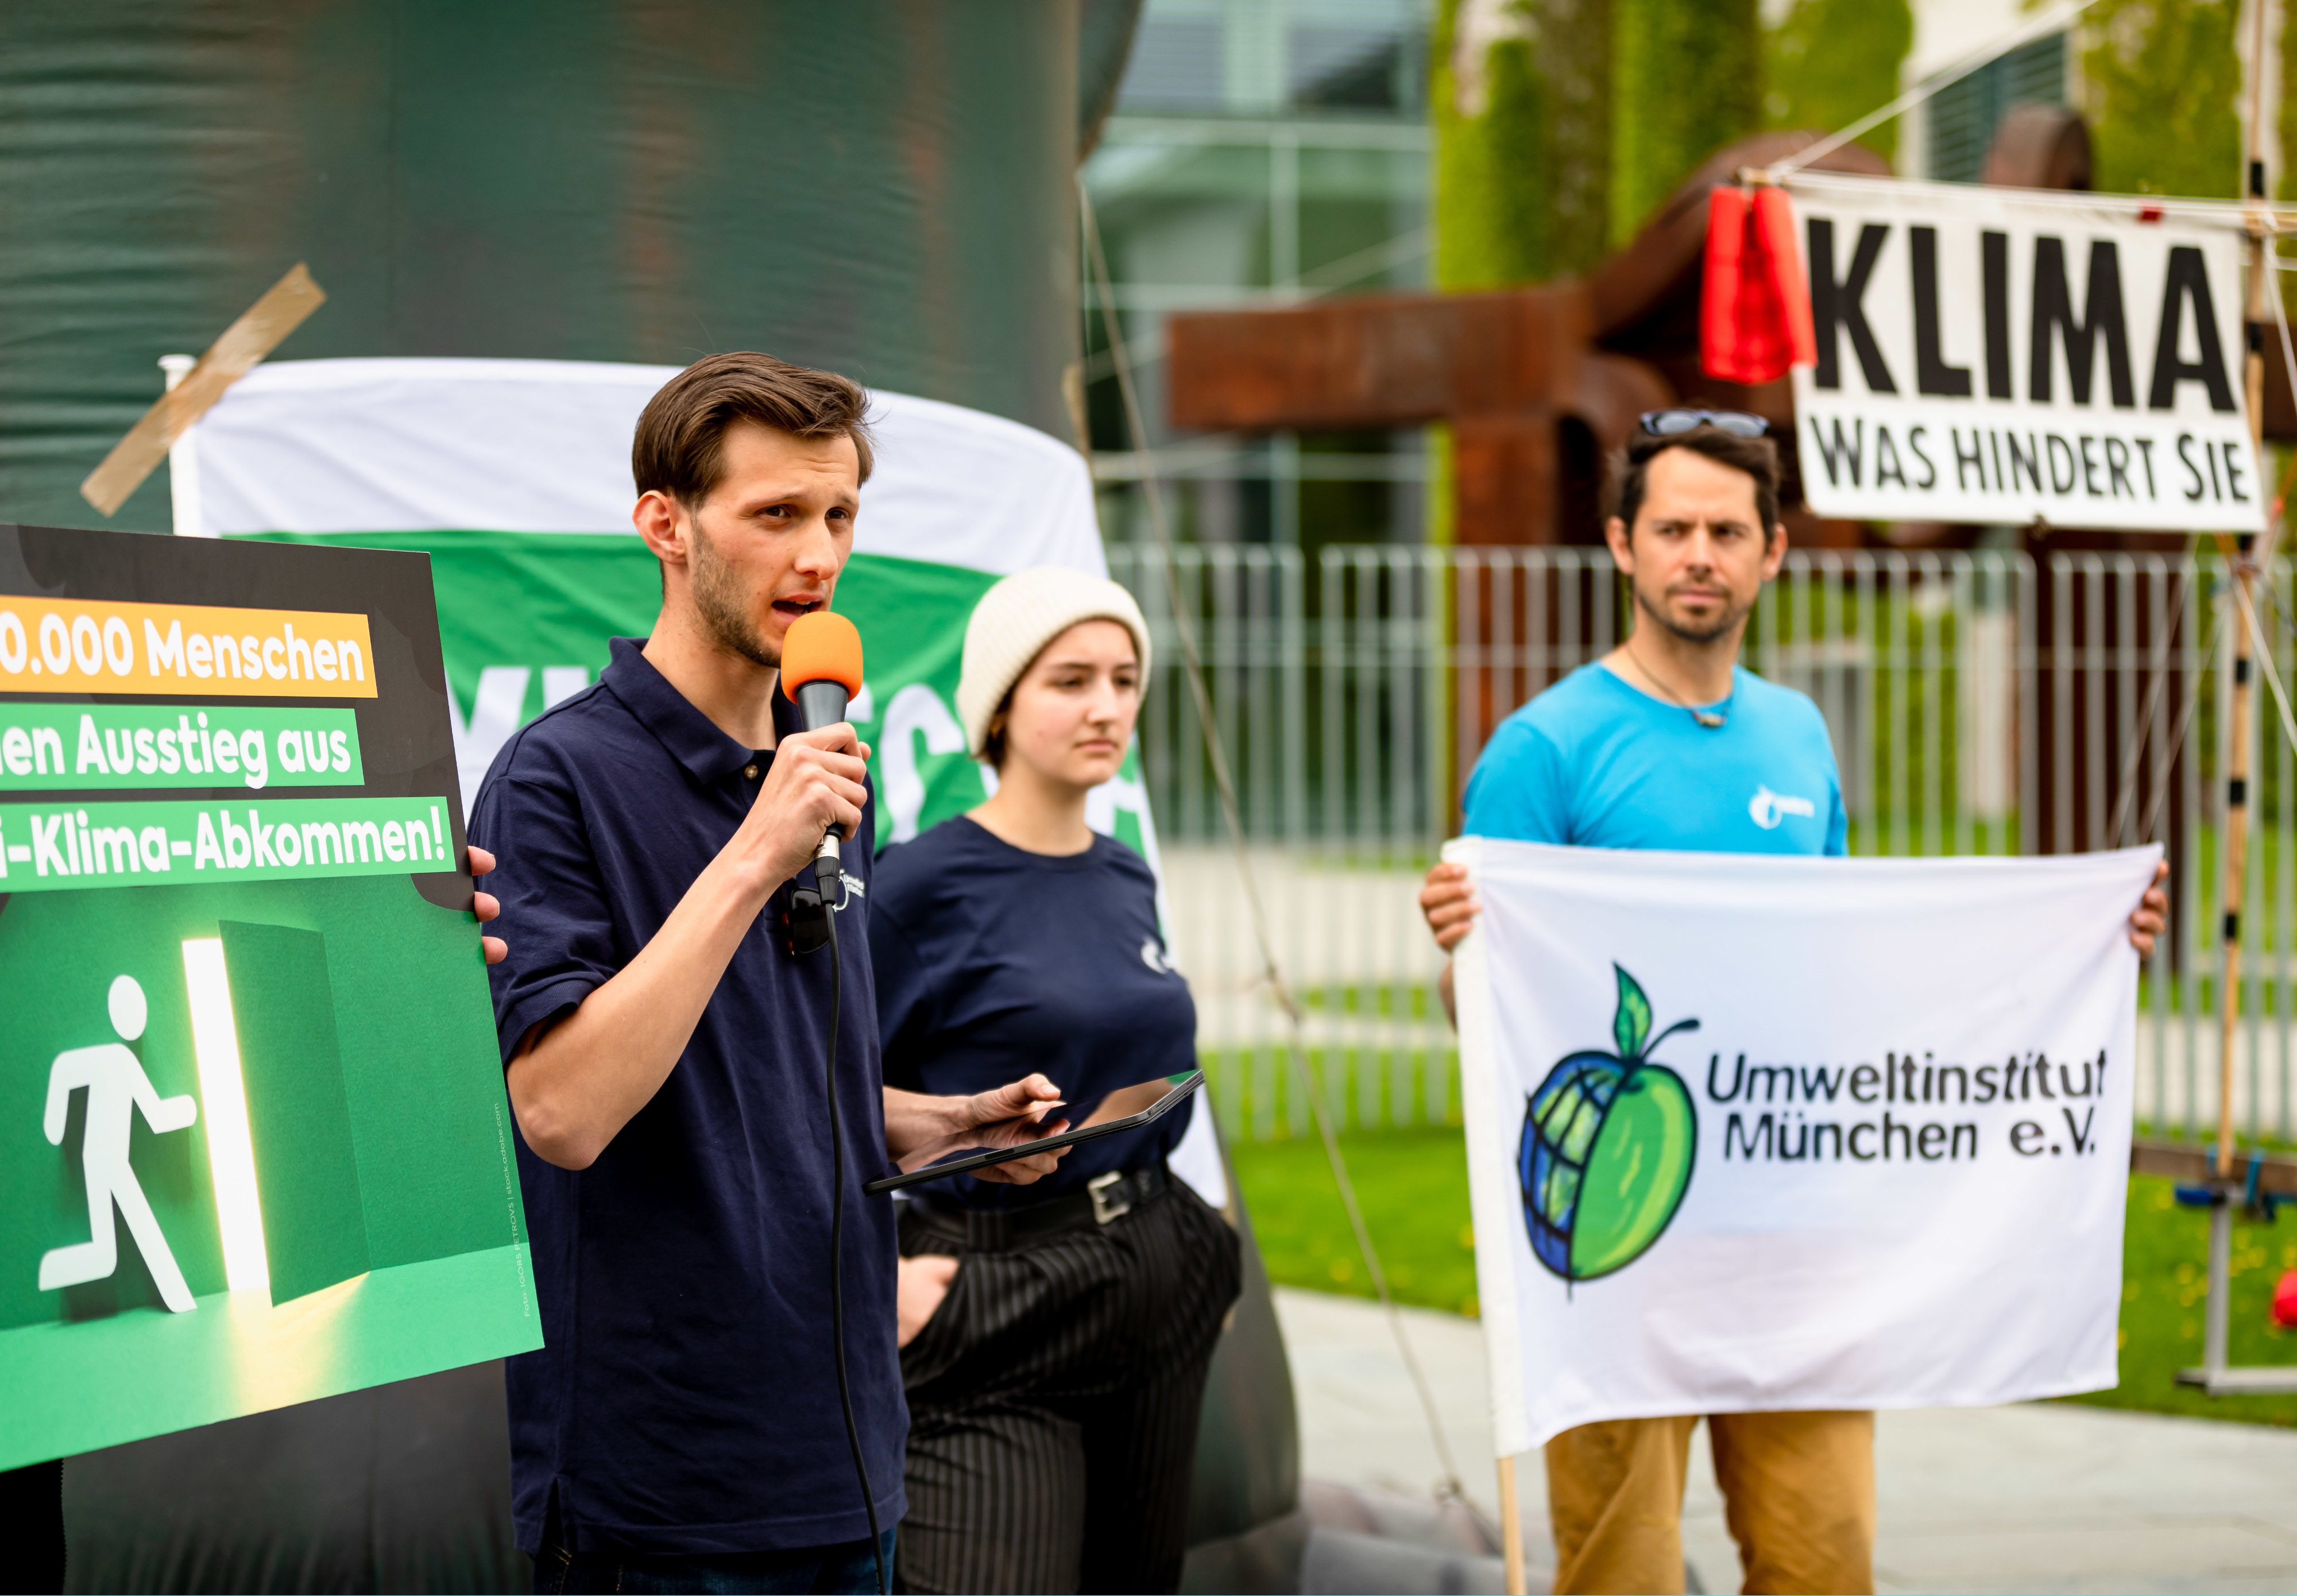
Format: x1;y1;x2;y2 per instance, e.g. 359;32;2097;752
1275;1287;2297;1595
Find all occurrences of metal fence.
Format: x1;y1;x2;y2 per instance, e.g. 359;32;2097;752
1106;543;2297;1150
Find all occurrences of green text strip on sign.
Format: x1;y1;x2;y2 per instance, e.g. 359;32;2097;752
0;705;363;791
0;798;453;890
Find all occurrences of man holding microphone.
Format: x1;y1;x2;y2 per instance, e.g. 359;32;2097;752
1420;414;2169;1595
474;353;1063;1595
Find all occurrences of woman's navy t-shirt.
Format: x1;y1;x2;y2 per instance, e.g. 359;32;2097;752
869;815;1197;1207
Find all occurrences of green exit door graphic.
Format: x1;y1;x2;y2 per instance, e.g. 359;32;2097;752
1;875;535;1466
32;921;397;1320
218;919;373;1305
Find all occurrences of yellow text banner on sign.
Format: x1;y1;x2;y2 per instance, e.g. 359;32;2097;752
0;598;375;698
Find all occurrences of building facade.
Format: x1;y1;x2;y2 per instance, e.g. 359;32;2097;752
1083;0;1434;550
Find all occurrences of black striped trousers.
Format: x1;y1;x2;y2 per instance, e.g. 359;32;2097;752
893;1180;1242;1595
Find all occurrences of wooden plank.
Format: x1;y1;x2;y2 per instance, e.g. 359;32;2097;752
81;264;326;517
1166;285;1589;432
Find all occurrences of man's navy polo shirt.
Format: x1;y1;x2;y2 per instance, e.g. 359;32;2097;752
471;636;903;1556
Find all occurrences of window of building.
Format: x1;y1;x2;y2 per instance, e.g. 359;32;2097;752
1926;32;2068;184
1086;0;1433;548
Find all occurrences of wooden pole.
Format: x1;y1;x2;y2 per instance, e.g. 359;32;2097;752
2219;0;2275;1183
1496;1453;1529;1595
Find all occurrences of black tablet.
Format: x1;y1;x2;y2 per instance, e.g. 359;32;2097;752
864;1070;1204;1195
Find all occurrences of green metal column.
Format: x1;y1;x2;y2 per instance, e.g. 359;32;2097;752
0;1;1085;531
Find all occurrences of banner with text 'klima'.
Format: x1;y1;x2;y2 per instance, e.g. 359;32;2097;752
1787;173;2264;535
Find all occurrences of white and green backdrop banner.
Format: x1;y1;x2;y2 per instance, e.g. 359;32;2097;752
183;356;1223;1201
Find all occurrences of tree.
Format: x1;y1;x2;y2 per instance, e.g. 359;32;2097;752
1608;0;1762;246
1436;0;1912;280
1434;0;1613;289
2079;0;2242;201
1764;0;1913;168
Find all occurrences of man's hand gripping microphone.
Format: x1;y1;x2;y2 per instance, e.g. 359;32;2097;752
779;611;865;953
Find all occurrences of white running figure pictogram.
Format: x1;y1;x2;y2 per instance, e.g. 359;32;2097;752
38;975;200;1313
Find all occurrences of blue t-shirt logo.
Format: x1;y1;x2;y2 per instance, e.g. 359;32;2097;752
1747;784;1818;830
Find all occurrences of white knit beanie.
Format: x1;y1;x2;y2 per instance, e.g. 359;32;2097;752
957;567;1154;760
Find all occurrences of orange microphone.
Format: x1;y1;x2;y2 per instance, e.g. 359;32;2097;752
780;611;865;891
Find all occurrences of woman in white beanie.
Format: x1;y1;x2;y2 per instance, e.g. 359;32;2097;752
867;567;1241;1595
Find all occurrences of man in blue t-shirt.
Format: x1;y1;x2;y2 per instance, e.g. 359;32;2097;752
1420;415;2168;1595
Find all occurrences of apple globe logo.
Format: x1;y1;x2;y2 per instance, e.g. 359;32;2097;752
1519;965;1699;1286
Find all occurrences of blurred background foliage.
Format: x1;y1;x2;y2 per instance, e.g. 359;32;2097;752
1431;0;1611;287
1432;0;2297;294
1606;0;1762;246
1762;0;1914;169
2077;0;2244;200
1432;0;1912;293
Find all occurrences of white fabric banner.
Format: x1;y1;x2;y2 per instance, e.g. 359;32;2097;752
1447;837;2160;1455
184;356;1107;574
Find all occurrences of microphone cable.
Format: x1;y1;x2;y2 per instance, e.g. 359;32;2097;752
820;879;890;1596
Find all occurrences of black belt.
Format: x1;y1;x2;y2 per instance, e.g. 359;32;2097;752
906;1163;1170;1251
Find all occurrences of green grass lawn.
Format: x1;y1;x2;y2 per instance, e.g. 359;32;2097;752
2068;1173;2297;1428
1230;1126;2297;1427
1232;1125;1483;1317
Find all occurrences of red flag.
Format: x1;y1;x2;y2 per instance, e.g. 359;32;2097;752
1700;184;1816;385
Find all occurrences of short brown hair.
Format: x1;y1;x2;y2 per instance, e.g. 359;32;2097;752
1608;425;1781;536
632;351;875;505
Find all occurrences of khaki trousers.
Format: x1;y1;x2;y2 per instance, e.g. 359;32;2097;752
1545;1411;1874;1595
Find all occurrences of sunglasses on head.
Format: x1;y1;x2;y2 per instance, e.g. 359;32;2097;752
1638;408;1769;439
